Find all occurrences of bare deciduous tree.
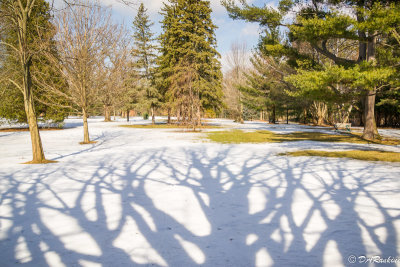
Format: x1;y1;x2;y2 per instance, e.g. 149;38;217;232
0;0;50;163
98;28;132;122
224;41;249;123
50;0;117;143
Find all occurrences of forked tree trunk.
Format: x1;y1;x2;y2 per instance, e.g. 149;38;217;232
82;108;90;143
312;101;327;126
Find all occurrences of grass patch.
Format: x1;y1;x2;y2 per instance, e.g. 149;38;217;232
280;150;400;163
206;130;400;145
120;123;221;129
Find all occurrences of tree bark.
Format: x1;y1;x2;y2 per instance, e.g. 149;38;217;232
23;57;46;163
151;106;155;125
271;104;276;124
239;102;244;124
362;90;379;139
24;89;46;163
168;108;171;124
82;108;91;143
360;29;380;139
286;107;289;124
197;105;201;129
127;109;130;122
104;105;111;122
18;4;47;163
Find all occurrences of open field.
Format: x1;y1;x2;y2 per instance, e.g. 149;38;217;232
0;117;399;267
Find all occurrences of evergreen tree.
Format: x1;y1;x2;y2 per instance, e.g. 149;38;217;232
223;0;400;140
0;16;68;125
131;3;159;124
158;0;223;128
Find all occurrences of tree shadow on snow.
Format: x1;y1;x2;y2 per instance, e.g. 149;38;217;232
0;146;399;266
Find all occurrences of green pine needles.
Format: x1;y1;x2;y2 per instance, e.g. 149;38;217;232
131;3;160;124
157;0;223;129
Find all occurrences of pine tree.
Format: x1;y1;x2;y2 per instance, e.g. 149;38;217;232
158;0;223;128
223;0;400;140
131;3;159;124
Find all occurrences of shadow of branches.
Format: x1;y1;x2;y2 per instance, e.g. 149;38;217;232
0;145;399;266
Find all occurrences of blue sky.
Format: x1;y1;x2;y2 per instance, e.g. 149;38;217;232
53;0;276;71
100;0;276;71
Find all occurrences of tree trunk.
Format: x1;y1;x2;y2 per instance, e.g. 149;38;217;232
25;93;46;163
197;105;201;129
177;107;181;123
286;107;289;124
104;105;111;122
168;108;171;124
127;109;130;122
151;106;155;125
19;9;46;163
271;105;276;124
360;31;380;139
82;108;90;143
239;103;244;124
23;59;46;163
362;90;379;139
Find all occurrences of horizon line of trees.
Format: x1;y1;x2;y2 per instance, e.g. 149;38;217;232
0;0;223;163
1;0;399;164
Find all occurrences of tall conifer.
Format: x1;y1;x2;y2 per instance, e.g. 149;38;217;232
131;3;159;124
158;0;222;128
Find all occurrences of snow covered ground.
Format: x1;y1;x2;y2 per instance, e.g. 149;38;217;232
0;117;399;267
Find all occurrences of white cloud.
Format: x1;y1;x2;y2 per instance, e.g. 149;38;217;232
241;23;260;37
142;0;164;14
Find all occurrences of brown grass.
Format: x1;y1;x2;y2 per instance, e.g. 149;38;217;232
120;124;221;129
280;150;400;163
206;130;400;145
